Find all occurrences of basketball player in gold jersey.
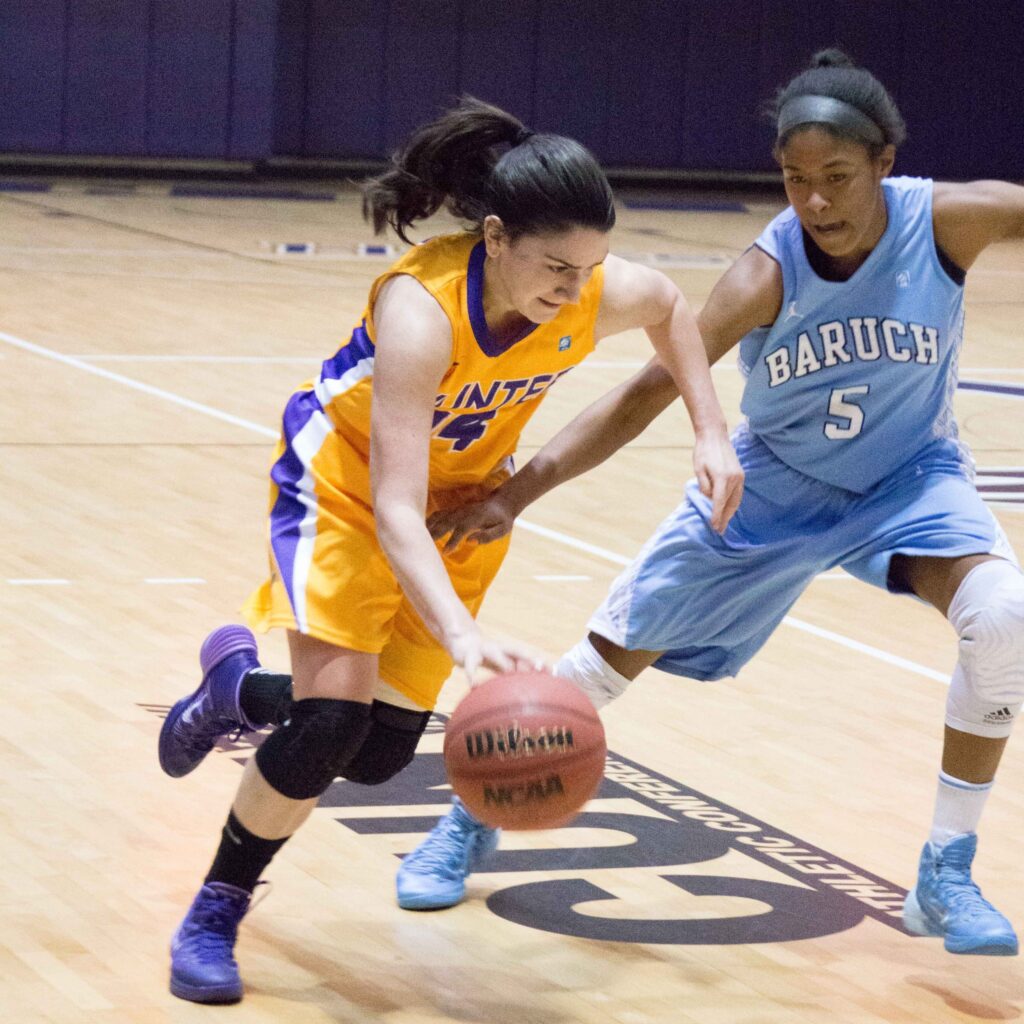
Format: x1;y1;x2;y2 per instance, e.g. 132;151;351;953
159;97;743;1003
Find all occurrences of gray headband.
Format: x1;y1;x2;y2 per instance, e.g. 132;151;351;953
777;94;885;147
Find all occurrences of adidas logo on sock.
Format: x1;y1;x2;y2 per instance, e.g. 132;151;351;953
983;706;1015;723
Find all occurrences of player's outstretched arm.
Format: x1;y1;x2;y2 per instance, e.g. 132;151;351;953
427;356;679;550
933;179;1024;272
694;243;784;366
596;256;742;532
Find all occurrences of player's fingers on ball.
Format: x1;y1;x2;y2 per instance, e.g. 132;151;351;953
484;646;515;674
463;652;481;684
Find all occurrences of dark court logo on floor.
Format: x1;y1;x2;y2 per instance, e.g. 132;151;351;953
145;705;909;945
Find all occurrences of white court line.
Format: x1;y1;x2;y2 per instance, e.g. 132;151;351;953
0;327;958;684
781;617;949;683
0;246;228;258
958;390;1024;402
960;368;1024;375
144;577;207;585
0;331;277;439
517;520;634;566
71;354;319;364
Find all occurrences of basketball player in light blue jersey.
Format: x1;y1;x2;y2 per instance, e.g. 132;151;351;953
411;50;1024;954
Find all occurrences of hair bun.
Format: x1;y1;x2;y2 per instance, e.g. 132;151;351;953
810;48;856;69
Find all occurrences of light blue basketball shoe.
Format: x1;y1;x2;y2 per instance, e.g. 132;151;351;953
396;797;500;910
903;833;1018;955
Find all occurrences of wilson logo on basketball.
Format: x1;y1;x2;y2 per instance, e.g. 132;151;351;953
465;722;575;759
483;774;565;807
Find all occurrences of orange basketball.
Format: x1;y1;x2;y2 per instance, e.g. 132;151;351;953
443;670;606;830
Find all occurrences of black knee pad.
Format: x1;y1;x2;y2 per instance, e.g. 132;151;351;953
255;698;372;800
342;700;431;786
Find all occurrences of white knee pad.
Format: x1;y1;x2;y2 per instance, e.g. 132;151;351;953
555;637;633;711
946;559;1024;738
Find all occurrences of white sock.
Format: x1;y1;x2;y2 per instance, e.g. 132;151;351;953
555;637;632;710
929;770;993;846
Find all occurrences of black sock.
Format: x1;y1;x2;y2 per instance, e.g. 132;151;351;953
205;810;288;892
240;670;293;727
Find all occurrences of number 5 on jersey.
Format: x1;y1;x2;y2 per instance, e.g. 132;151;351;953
824;385;869;440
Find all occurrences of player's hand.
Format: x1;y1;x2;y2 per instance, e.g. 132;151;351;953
427;489;518;553
693;428;744;533
445;624;549;684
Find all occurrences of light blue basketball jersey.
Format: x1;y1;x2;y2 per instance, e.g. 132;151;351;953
739;177;965;493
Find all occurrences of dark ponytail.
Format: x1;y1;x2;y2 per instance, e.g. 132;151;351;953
363;96;615;244
771;49;906;155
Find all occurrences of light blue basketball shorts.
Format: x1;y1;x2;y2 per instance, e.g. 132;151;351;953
588;425;1015;681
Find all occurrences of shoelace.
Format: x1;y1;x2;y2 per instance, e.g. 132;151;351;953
181;881;270;955
181;711;245;754
936;868;998;919
404;819;477;877
181;898;248;956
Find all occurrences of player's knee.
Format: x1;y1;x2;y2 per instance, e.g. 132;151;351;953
956;565;1024;695
947;561;1024;736
255;697;373;800
342;701;431;785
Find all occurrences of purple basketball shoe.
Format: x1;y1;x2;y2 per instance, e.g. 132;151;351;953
158;625;259;778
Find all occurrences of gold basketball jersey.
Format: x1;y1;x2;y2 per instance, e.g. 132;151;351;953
313;232;605;488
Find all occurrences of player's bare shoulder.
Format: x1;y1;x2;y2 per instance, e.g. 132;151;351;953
933;179;1024;270
716;244;784;314
375;273;450;332
373;272;453;362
